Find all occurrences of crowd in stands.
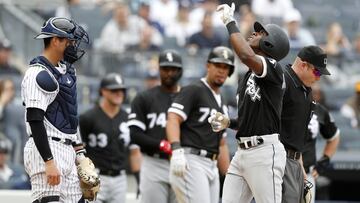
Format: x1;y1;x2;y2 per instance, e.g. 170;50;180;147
0;0;360;191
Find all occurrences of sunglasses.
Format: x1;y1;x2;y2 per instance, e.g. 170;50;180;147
312;67;322;77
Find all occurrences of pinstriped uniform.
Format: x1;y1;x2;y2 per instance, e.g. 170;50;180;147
22;64;82;202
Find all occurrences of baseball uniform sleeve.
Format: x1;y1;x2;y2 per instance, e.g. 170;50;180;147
254;56;284;85
168;85;198;121
319;105;340;140
128;93;148;131
22;66;58;111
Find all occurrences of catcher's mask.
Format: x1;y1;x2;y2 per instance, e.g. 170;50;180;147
254;21;290;61
207;46;235;77
35;17;89;64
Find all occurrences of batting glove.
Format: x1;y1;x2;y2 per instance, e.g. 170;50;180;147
208;111;230;132
216;2;235;25
170;148;188;177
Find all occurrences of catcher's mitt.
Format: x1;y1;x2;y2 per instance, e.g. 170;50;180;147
77;157;100;201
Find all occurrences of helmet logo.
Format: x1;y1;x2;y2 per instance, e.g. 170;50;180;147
115;75;123;84
222;50;228;59
323;58;327;65
166;52;173;62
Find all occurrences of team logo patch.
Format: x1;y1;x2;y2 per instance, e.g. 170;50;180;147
245;74;261;101
166;52;173;62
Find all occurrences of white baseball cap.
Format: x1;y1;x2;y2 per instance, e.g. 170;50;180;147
283;9;302;23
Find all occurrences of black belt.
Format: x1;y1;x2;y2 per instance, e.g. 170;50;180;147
99;169;125;177
33;196;60;203
286;149;301;160
184;147;218;160
146;152;170;160
30;136;72;145
237;137;264;149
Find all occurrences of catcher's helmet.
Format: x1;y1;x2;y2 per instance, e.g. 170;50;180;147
207;46;235;77
254;21;290;61
35;17;89;63
100;73;127;90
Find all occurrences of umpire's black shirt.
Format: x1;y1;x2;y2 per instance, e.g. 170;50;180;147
280;64;314;152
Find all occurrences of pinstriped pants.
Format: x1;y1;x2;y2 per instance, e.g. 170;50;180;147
24;138;82;203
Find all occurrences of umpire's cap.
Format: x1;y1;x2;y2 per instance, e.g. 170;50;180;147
159;50;182;68
298;46;330;75
100;73;127;90
254;21;290;61
208;46;235;77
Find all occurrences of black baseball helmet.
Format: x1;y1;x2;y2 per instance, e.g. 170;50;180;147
100;73;127;90
207;46;235;77
254;21;290;61
159;49;183;68
159;50;183;82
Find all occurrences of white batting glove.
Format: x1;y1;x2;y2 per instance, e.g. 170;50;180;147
170;148;188;177
208;111;230;132
216;2;235;25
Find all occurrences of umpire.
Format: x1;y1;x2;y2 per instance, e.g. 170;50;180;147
280;46;330;203
79;73;139;203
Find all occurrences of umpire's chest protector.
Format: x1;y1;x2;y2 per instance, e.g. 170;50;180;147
30;56;78;134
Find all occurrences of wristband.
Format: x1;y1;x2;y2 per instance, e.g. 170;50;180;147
171;141;181;150
226;21;240;35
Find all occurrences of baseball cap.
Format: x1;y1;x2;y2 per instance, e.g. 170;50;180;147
297;46;330;75
283;9;302;23
100;73;126;90
159;50;182;68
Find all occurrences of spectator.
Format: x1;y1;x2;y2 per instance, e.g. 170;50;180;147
97;2;162;54
0;79;26;164
55;0;81;18
251;0;293;22
340;81;360;128
283;8;316;49
189;0;223;29
321;22;351;58
237;4;256;39
0;136;30;189
187;11;225;50
128;24;161;52
345;33;360;62
165;1;200;47
0;40;21;75
137;1;165;35
149;0;178;28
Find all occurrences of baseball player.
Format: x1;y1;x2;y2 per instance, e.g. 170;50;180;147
79;73;140;203
304;103;340;203
128;50;183;203
209;3;290;203
166;46;233;203
22;17;99;203
280;46;330;203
